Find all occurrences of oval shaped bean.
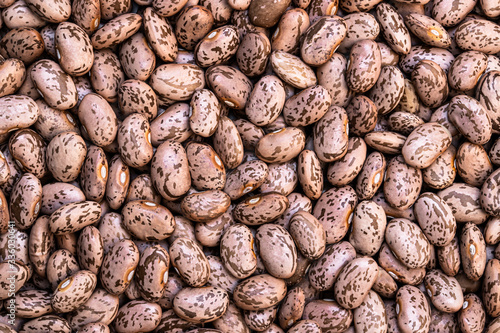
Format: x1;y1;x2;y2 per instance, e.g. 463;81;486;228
173;286;229;323
233;274;287;311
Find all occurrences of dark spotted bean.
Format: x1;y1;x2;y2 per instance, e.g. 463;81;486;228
206;255;239;294
313;186;357;244
20;315;72;333
259;160;298;196
376;3;411;55
135;245;169;302
236;30;270;77
24;0;70;22
422;145;456;190
52;270;97;313
46;248;80;289
449;51;488;92
80;145;108;202
8;129;47;179
169;237;210;287
0;95;39;135
78;93;118;147
181;190;231;222
150;103;192;146
384;155;422;210
378;242;425;285
1;1;46;29
49;201;101;235
243;305;278;331
233;192;289;226
220;223;257;279
327;137;366;186
175;6;214;51
233;274;287;311
33;100;79;141
189;89;220;138
355;151;386;200
9;173;41;230
91;14;141;50
399;45;455;74
346;95;378;136
141;8;177;63
255;127;305;164
438;183;488;224
424;269;463;313
385;218;431;269
414;192;456;247
256;224;297;279
0;58;25;99
0;27;44;64
234;119;265;150
353;290;387;333
46;132;86;183
455;19;500;54
31;59;77;110
13;290;52;318
284;85;331;127
122;200;175;241
482;258;500;317
270;51;317;89
432;0;475;27
372;265;398;298
347;39;381;93
317;53;353;108
388;111;425;135
460;222;487;281
297;149;323;200
150;63;205;104
118;113;153;168
448;95;492;145
349;200;386;256
277;287;305;330
313;105;349;163
456;141;493;187
272;8;310;54
246;75;286;126
151;140;191;201
114;300;161;333
405;13;450;48
411;60;449;108
173;286;229;323
71;0;100;34
402;122;452;169
28;216;55;277
195;25;239;68
302;299;353;333
213;116;244;169
206;65;252;110
300;16;346;66
334;257;379;309
187;142;225;191
55;22;93;76
77;226;103;275
307;241;355;291
90;49;125;103
100;239;139;295
339;12;379;53
458;293;486;333
118;80;157;121
119;33;155;81
105;155;129;210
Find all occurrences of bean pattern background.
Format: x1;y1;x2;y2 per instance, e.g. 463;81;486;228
3;0;500;332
